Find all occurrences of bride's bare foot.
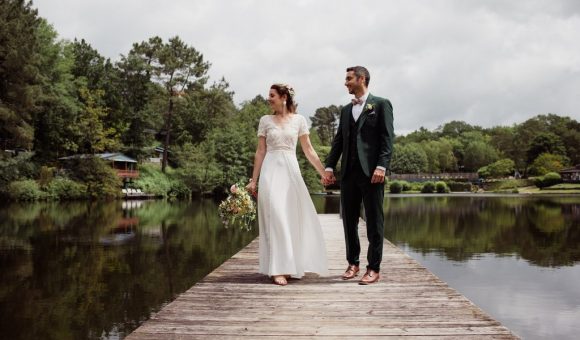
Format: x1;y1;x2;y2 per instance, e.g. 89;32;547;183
272;275;288;286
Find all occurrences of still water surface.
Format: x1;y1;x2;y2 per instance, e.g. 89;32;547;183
0;195;579;339
383;195;580;340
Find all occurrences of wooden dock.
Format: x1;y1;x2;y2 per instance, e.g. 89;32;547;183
127;214;519;339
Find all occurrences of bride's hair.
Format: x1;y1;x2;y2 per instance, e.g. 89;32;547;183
271;83;297;113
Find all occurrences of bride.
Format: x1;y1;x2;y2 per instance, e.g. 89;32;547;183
246;83;330;286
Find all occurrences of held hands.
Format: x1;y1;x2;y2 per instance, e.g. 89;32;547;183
371;168;386;184
320;171;336;186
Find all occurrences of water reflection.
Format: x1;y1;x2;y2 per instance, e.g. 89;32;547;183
384;195;580;340
385;196;580;267
0;200;256;340
1;195;579;339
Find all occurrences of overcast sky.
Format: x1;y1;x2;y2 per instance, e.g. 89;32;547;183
33;0;580;135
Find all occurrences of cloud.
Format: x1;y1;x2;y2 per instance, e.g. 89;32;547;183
33;0;580;135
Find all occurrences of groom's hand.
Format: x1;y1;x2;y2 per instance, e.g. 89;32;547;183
325;171;336;185
371;168;385;184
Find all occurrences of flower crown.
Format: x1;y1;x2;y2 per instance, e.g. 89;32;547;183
275;83;295;99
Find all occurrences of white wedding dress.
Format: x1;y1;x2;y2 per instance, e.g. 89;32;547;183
257;114;329;278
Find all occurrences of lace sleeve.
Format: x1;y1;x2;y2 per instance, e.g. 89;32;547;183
257;116;267;137
298;115;309;136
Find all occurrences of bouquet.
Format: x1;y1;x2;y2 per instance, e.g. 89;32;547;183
218;181;257;230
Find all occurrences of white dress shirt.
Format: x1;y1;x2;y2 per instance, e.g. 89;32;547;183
352;91;369;122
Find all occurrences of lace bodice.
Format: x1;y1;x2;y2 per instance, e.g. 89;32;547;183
257;114;309;151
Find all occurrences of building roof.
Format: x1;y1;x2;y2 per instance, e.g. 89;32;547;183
58;153;137;163
559;164;580;173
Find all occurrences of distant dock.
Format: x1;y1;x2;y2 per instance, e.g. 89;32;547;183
127;214;519;339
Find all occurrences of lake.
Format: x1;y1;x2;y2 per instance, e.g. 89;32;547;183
1;195;578;339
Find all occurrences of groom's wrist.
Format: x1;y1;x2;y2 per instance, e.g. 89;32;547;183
325;167;334;173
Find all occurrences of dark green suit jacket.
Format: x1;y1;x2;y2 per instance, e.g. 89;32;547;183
325;93;394;179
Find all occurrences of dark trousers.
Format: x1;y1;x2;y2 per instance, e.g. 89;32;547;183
341;161;385;272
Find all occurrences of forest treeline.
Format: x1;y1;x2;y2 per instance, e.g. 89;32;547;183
1;1;579;200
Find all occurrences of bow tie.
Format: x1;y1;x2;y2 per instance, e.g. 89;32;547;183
351;97;364;105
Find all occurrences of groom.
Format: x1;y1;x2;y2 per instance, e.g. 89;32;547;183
324;66;394;285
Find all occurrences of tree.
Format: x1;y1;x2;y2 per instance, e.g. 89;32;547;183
399;126;438;144
204;123;255;187
76;87;120;153
310;105;341;146
438;120;480;138
128;36;210;172
174;78;235;145
391;143;428;174
463;140;500;172
32;19;82;160
116;51;157;159
478;159;515;178
422;140;441;173
488;126;517;163
526;132;566;164
437;138;458;172
235;95;270;131
173;142;222;195
70;39;126;142
529;153;569;176
420;139;458;173
561;120;580;165
515;114;573;173
0;0;41;149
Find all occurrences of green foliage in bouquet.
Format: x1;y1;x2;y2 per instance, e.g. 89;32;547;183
218;181;257;231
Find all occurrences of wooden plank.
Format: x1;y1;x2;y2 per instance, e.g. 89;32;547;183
127;214;519;339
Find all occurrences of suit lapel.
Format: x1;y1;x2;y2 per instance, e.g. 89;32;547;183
357;94;375;131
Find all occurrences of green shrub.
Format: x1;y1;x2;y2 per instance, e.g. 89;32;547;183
0;152;38;195
169;177;191;198
409;182;423;192
46;178;87;200
546;183;580;190
421;181;436;193
8;180;46;201
389;181;403;193
529;153;569;176
535;172;562;188
483;179;534;191
435;181;450;193
135;164;172;197
399;180;412;191
70;157;122;199
446;181;472;192
477;159;515;179
38;166;55;188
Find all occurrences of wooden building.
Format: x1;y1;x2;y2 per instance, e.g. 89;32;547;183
560;164;580;183
58;153;139;179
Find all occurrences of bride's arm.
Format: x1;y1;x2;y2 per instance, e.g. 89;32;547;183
247;137;267;193
299;134;326;178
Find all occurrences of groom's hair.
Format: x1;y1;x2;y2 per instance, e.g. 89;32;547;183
347;66;370;87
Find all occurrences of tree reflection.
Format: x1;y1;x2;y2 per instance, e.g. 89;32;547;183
385;196;580;267
0;200;257;339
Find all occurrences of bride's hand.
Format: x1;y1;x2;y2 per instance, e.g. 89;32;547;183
246;180;257;194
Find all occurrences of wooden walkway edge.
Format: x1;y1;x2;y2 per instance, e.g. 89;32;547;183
127;214;520;339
